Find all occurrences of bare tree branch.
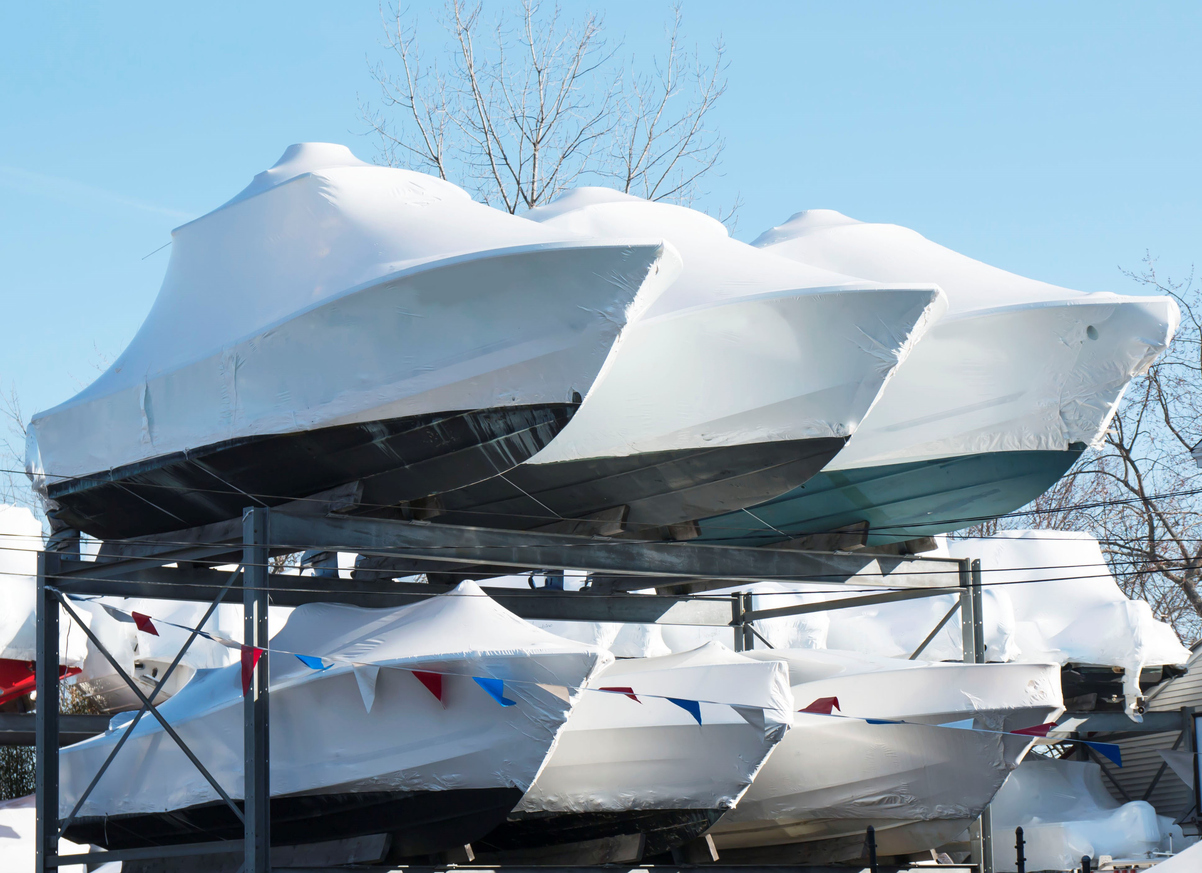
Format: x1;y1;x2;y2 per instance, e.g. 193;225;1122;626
363;0;732;218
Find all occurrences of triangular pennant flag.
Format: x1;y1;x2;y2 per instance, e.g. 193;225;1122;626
131;612;159;636
668;697;702;725
412;671;444;704
296;654;330;671
732;705;766;732
353;665;381;713
800;696;840;715
102;605;136;624
240;645;264;695
600;685;640;703
473;677;516;706
1012;722;1058;737
537;683;572;702
1084;740;1123;768
939;718;976;731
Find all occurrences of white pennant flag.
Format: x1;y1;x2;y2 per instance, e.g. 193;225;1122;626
353;664;381;713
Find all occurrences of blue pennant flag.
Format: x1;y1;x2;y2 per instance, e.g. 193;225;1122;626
1084;740;1123;768
295;654;331;671
474;677;516;706
668;697;702;725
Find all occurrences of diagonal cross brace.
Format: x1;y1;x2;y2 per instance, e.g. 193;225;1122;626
57;566;244;835
53;592;245;825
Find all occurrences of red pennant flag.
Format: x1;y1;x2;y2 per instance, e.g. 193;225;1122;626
600;686;641;703
131;612;159;636
1012;722;1059;737
800;696;840;715
413;671;444;704
241;645;264;695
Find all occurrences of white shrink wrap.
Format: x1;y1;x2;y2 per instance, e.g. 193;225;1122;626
711;650;1063;862
484;643;793;855
28;144;677;539
0;506;90;668
59;582;610;853
989;757;1184;871
519;642;792;811
526;190;947;466
643;531;1189;717
755;210;1179;470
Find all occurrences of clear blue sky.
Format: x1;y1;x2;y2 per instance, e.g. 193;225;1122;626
2;1;1200;432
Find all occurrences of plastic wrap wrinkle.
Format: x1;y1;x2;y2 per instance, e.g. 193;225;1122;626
58;582;610;819
522;188;946;464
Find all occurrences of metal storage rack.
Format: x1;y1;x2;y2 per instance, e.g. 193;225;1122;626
31;505;997;873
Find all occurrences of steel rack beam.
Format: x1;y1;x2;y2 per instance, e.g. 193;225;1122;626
0;713;110;746
267;513;964;587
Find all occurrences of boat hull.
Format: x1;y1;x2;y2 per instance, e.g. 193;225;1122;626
479;809;723;858
63;786;522;854
46;404;575;540
711;718;1032;856
32;240;669;540
697;447;1082;547
431;435;847;535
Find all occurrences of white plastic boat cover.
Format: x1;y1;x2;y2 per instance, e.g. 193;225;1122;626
989;757;1183;871
744;648;1063;732
637;530;1188;716
515;642;793;814
754;210;1178;468
523;190;946;464
712;654;1047;856
59;581;611;818
0;504;89;668
27;144;678;490
65;596;294;711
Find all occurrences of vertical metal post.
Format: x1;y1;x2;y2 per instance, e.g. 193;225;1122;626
243;508;271;873
979;802;995;873
741;593;755;651
35;550;60;873
1015;826;1026;873
1189;706;1201;831
731;593;744;652
959;559;977;664
970;559;986;664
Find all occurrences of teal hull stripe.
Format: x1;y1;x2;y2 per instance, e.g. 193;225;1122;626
696;448;1083;547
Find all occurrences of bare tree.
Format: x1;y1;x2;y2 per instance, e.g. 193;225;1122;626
960;256;1202;643
363;1;731;215
0;383;36;512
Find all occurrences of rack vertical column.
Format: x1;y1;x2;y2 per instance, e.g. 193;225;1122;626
243;507;271;873
34;549;60;873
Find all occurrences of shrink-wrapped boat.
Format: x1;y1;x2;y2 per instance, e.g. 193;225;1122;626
59;582;609;856
27;145;677;540
698;210;1177;546
710;648;1064;863
421;190;946;539
480;642;793;856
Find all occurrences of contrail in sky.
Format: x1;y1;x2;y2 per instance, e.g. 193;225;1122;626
0;164;193;220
